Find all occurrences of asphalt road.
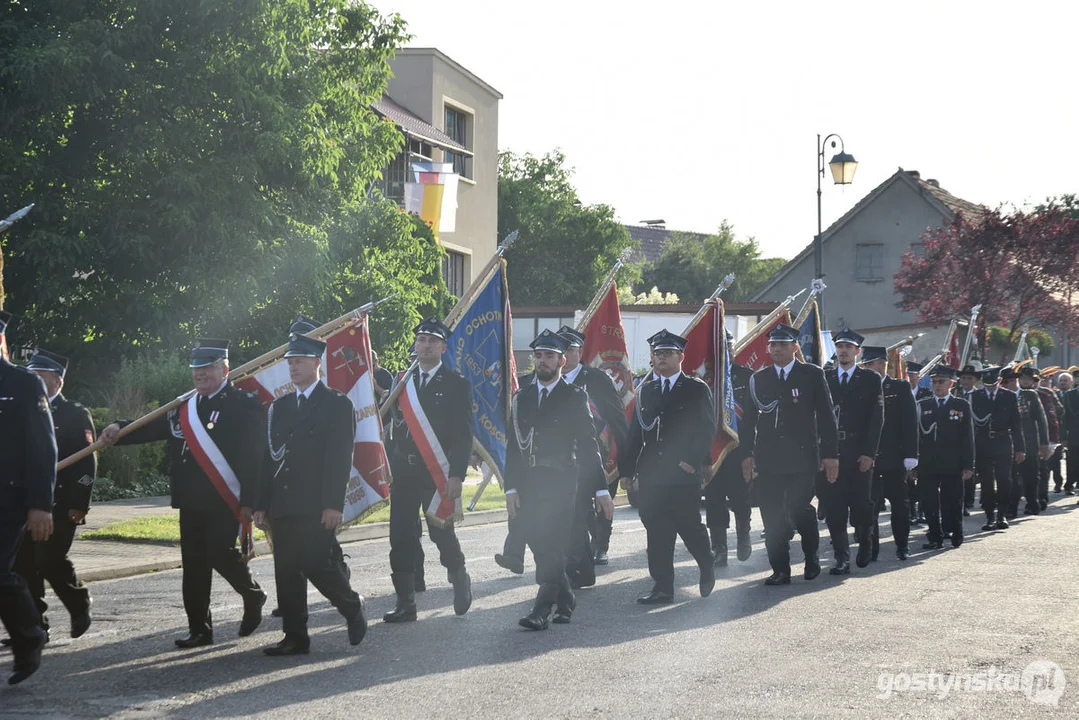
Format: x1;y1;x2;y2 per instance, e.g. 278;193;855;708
2;499;1078;719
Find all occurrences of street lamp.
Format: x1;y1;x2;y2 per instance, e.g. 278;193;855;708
815;133;858;327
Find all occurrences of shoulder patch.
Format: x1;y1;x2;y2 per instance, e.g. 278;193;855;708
39;395;50;413
77;474;94;487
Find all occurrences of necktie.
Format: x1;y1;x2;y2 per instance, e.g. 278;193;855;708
297;393;306;410
938;398;945;409
421;372;429;389
779;368;786;382
539;387;549;407
841;372;848;388
663;378;671;394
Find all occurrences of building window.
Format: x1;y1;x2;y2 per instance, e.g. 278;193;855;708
442;250;467;298
855;243;884;281
444;106;470;179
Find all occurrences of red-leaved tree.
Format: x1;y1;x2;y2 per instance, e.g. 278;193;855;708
895;205;1079;352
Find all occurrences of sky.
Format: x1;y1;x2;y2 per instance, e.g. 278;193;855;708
378;0;1079;259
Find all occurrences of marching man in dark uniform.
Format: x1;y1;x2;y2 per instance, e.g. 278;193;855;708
0;311;57;685
505;330;612;630
1015;365;1050;516
13;350;95;642
903;360;930;525
860;347;917;561
554;325;628;581
705;330;754;567
101;339;267;648
617;329;716;604
917;366;974;549
383;317;473;623
821;329;883;573
254;330;368;654
969;366;1024;531
741;324;837;585
955;364;981;513
1032;371;1061;511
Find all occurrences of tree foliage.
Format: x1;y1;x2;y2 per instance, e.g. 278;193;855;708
639;223;785;304
617;285;680;305
895;205;1079;347
0;0;441;384
499;150;637;306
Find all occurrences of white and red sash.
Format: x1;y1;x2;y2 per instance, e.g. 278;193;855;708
398;375;459;527
178;395;254;554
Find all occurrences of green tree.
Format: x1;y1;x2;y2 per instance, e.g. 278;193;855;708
0;0;426;377
499;150;637;306
639;223;785;303
617;285;680;305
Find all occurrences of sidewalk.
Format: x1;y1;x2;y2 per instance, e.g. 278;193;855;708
70;493;630;583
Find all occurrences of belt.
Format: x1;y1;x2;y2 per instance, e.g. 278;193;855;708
837;431;857;441
406;453;423;466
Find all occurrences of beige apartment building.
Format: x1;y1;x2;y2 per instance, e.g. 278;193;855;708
373;48;502;298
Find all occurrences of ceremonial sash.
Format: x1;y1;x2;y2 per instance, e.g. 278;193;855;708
398;377;459;527
178;396;254;555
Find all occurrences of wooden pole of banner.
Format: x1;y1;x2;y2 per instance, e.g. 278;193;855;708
57;294;398;471
792;279;826;328
680;274;737;336
1012;325;1030;364
466;464;496;512
577;248;633;331
731;288;807;355
918;317;961;379
378;230;519;420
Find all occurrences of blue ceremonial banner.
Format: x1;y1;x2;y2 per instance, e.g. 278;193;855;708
798;300;824;366
444;261;517;481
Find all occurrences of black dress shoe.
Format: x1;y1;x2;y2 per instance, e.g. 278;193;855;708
347;599;368;646
897;548;910;561
951;536;963;548
8;629;46;686
1065;490;1075;496
1040;499;1048;511
736;534;752;562
981;521;995;531
175;632;213;649
518;610;549;631
962;508;970;516
995;518;1009;530
494;553;524;575
922;541;944;550
263;637;310;656
594;550;609;566
271;607;283;618
804;558;821;580
764;573;791;586
239;591;267;637
699;562;716;598
635;588;674;605
829;560;851;576
570;571;596;590
856;543;872;568
551;608;572;624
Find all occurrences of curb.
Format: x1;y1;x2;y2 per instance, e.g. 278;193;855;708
79;494;631;584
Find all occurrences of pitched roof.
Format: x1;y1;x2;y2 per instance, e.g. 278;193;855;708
751;168;986;301
373;95;470;155
625;224;710;264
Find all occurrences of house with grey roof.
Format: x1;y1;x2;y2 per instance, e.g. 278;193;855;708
751;168;986;360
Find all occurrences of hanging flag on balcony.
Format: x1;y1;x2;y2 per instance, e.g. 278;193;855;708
405;161;459;244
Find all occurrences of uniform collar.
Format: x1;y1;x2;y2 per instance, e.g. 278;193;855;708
537;376;561;398
657;371;682;387
564;363;583;384
774;359;796;378
296;380;321;401
417;361;442;381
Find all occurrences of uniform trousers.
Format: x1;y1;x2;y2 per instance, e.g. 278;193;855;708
757;471;819;576
921;473;963;544
872;468;910;552
14;513;90;632
1014;454;1041;514
819;465;874;558
705;462;751;533
179;505;262;636
388;462;465;577
0;514;47;654
272;514;362;641
977;449;1014;516
638;483;712;594
520;477;577;610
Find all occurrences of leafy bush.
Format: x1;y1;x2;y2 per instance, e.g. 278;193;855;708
985;326;1055;359
91;474;171;502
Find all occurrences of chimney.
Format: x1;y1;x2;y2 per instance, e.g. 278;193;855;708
640;219;666;229
926;179;940;188
905;170;920;180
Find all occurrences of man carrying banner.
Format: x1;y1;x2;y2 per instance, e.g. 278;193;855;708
860;346;917;561
555;325;628;581
506;330;612;630
741;324;838;585
254;331;367;655
13;350;96;643
383;317;473;623
0;311;58;685
820;329;883;574
617;330;716;604
705;330;753;567
100;339;266;649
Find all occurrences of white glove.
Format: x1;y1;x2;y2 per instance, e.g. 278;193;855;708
903;458;918;471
